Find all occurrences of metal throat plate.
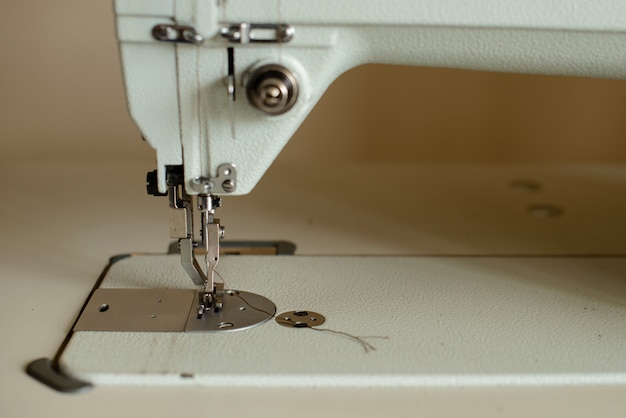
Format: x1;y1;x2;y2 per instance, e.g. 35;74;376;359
74;288;275;332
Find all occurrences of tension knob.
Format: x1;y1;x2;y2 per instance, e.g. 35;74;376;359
246;64;298;115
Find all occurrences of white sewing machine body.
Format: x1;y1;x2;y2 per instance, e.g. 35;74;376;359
115;0;626;195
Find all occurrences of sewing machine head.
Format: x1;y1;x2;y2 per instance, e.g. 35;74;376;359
115;0;626;197
114;0;626;314
116;0;328;198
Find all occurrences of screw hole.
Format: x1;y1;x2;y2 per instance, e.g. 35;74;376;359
150;314;157;319
510;179;542;192
528;204;563;218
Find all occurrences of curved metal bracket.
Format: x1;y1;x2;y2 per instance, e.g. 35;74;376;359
190;164;237;195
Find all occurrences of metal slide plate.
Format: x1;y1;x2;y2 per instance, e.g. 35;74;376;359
74;288;276;332
74;289;195;332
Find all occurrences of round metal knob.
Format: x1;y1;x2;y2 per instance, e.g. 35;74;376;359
246;64;298;115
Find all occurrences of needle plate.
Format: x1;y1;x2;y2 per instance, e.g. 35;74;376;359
185;290;276;332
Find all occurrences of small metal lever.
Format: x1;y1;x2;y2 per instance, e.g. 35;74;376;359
221;23;294;44
152;24;204;44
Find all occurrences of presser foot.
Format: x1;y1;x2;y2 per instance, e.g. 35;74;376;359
186;288;276;332
191;282;277;332
197;283;225;317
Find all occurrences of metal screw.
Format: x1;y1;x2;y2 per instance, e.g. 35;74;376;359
261;85;283;106
279;25;295;42
182;29;204;44
222;179;236;192
152;25;175;41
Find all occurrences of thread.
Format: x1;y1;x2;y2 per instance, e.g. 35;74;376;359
215;270;389;353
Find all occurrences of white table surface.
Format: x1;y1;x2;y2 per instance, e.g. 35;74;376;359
2;160;626;417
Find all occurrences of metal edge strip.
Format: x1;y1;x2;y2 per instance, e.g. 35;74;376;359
25;254;133;393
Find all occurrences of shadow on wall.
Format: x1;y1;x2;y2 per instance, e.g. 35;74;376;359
284;65;626;164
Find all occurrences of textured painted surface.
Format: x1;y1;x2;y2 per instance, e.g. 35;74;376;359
60;254;626;386
115;0;626;194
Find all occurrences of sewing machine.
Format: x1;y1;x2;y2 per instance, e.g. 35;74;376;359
116;0;626;316
25;0;626;393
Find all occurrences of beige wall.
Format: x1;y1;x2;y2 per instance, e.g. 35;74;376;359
2;1;626;165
